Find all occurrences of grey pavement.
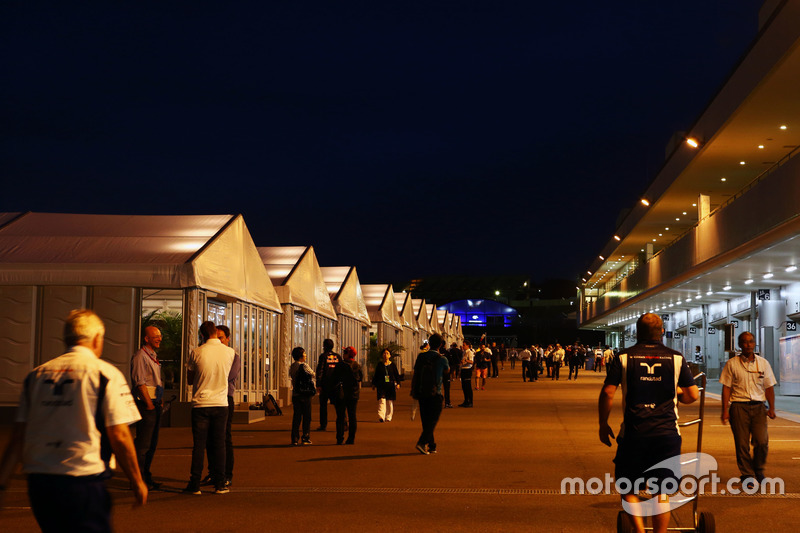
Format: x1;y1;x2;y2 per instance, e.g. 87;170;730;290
1;369;798;532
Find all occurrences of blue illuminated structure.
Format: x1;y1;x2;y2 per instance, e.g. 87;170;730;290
437;299;518;328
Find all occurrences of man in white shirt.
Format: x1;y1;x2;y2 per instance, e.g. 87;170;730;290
519;347;532;382
0;309;146;531
458;343;474;408
184;321;235;495
720;331;777;487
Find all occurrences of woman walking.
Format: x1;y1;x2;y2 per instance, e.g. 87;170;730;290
372;348;401;422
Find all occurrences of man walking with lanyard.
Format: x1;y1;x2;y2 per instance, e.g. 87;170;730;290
720;331;777;488
131;325;164;490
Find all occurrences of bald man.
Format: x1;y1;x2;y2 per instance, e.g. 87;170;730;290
598;313;699;533
131;325;164;490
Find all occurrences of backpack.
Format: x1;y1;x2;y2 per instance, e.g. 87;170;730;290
414;354;438;398
295;367;316;397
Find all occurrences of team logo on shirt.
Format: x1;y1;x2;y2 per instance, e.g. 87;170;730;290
639;362;662;381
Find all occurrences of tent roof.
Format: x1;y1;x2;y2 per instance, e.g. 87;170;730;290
426;304;441;334
361;284;402;330
438;309;451;334
412;298;430;333
0;212;282;312
320;266;371;326
395;292;419;331
259;246;337;320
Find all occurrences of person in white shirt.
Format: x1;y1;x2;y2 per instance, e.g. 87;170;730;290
184;321;235;495
552;344;565;380
459;343;474;407
720;331;777;486
519;347;532;382
0;309;146;531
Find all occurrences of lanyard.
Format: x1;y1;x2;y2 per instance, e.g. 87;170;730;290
143;346;161;366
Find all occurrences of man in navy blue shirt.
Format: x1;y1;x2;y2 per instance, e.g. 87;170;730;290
598;313;699;533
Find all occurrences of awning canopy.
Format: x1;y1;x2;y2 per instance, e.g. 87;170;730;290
320;266;371;326
361;284;402;330
0;212;282;312
259;246;337;320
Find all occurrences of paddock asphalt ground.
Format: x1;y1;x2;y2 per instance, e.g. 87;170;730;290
1;369;799;532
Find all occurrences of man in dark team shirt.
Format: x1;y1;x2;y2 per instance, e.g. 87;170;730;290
315;339;340;431
598;313;699;533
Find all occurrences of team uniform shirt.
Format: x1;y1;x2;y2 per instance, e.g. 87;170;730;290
605;342;695;439
316;351;341;391
186;338;235;408
15;345;141;477
130;346;162;401
719;354;776;403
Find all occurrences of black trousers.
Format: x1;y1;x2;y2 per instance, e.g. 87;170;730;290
417;395;444;451
460;368;473;405
28;474;111;533
491;359;499;377
335;398;358;443
133;400;161;483
521;360;530;381
191;406;227;487
318;390;332;429
291;394;312;443
443;376;451;405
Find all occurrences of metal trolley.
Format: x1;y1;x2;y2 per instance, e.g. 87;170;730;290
617;372;716;533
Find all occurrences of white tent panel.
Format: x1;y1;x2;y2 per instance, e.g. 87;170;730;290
412;298;430;335
259;246;337;321
320;266;371;326
362;284;403;330
191;216;282;312
395;292;418;331
426;304;441;334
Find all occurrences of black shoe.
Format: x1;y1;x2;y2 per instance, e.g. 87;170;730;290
345;440;354;445
315;426;326;431
301;438;312;445
200;474;214;486
146;481;162;491
183;484;201;495
337;440;344;445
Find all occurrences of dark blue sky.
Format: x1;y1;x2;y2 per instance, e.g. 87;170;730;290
1;2;763;284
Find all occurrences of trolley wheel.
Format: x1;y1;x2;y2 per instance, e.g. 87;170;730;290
697;511;715;533
616;511;635;533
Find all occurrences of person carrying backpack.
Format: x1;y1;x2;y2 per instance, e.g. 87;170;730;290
410;333;449;455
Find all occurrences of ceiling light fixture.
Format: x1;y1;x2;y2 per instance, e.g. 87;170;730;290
744;279;754;285
740;161;746;166
686;137;699;148
780;125;788;130
763;273;774;279
758;145;765;149
721;177;727;182
614;235;621;241
641;198;650;207
723;285;732;290
786;265;797;272
599;255;604;260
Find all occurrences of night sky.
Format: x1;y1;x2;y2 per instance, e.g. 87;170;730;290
1;2;763;285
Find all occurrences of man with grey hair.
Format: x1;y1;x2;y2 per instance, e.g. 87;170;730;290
0;309;146;531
